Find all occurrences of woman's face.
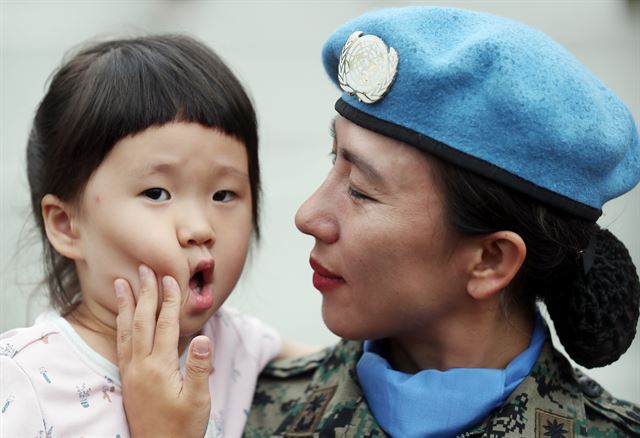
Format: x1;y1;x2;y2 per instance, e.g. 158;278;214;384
295;116;472;340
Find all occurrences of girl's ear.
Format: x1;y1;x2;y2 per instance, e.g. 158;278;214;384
466;231;526;301
41;194;83;260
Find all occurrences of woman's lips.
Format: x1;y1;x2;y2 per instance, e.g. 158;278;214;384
309;257;345;292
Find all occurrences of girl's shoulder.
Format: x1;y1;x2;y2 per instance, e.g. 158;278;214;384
1;318;128;436
204;306;282;366
0;320;60;360
209;307;280;344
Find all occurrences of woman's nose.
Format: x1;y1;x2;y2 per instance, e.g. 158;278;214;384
295;179;339;244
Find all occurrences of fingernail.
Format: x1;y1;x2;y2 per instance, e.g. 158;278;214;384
114;279;126;298
192;337;210;357
162;276;174;293
139;264;150;280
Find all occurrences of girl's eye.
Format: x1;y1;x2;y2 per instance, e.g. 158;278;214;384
142;188;170;201
329;150;337;165
213;190;237;202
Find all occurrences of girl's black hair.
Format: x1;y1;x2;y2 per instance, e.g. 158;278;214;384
431;158;640;368
27;34;260;314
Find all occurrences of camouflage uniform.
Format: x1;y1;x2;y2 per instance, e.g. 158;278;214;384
244;340;640;438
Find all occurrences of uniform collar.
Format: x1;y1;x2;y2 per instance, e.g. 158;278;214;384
279;338;589;438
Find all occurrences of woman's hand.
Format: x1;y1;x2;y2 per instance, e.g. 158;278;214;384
115;264;212;438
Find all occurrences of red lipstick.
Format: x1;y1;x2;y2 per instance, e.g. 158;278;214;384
309;257;345;292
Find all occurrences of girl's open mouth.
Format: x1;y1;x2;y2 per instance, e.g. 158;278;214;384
187;260;215;310
189;270;205;294
189;261;214;294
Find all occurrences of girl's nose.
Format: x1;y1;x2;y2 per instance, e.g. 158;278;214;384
177;208;215;248
295;179;339;245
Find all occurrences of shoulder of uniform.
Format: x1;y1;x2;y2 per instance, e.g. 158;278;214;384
261;348;328;378
248;340;366;437
573;368;640;436
479;343;640;438
261;339;362;379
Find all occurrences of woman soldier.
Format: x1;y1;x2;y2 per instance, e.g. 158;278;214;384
116;6;640;438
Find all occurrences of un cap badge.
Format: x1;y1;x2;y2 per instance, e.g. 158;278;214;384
338;31;398;104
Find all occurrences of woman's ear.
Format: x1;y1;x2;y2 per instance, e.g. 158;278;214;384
466;231;526;301
41;194;83;260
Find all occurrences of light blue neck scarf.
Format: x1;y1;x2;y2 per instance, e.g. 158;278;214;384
356;316;547;438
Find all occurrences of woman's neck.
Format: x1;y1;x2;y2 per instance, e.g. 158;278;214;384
386;305;535;373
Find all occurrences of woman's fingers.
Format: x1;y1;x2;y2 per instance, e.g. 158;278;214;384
153;276;181;356
183;335;213;416
114;278;135;370
131;264;159;359
116;269;212;438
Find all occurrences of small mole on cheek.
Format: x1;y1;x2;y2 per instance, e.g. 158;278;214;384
94;195;101;204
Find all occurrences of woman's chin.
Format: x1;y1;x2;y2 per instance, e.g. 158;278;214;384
322;307;374;341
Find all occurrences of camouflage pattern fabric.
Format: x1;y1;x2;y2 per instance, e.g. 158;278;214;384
244;340;640;438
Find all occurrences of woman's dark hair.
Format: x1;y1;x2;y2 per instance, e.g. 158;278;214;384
430;157;640;368
27;34;260;314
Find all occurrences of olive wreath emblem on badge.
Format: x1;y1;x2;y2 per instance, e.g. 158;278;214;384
338;31;398;104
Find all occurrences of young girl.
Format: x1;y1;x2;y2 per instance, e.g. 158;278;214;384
0;34;282;437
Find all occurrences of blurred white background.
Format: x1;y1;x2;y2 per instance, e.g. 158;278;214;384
1;0;638;403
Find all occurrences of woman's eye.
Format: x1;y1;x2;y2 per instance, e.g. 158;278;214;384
349;187;372;202
142;188;170;201
329;151;337;165
213;190;237;202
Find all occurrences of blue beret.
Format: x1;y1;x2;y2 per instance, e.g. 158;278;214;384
322;6;640;221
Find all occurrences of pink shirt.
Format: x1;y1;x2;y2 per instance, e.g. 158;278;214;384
0;307;281;438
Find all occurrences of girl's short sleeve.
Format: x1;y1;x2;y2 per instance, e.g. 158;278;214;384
204;308;282;438
0;356;48;437
227;308;282;368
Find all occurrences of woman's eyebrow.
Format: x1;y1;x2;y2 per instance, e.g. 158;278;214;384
332;117;385;186
340;147;385;186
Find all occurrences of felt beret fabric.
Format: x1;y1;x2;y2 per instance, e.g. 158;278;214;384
322;6;640;220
